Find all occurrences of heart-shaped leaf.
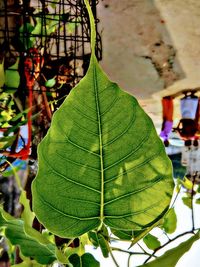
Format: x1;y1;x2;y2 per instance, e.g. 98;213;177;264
32;0;174;238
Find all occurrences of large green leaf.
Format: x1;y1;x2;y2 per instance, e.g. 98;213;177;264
139;232;199;267
0;209;56;264
32;0;174;238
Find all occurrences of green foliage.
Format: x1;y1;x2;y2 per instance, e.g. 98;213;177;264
5;59;20;88
195;198;200;204
143;233;160;250
110;229;135;240
12;260;43;267
180;176;193;190
19;23;35;49
45;78;56;88
0;209;56;265
0;135;17;149
162;207;177;234
0;59;5;87
182;196;192;209
69;253;100;267
139;232;200;267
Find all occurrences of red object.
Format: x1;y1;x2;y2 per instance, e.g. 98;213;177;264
1;49;43;160
162;96;173;122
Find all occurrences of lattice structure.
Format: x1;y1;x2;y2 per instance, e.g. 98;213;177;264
0;0;102;170
0;0;102;91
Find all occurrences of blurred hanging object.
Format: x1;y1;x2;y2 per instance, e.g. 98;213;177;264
160;96;174;146
175;92;199;140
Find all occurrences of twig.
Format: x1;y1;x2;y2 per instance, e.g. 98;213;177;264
109;248;120;267
128;254;132;267
111;247;153;257
144;230;196;264
191;173;197;231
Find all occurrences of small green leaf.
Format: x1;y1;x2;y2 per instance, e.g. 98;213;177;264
3;120;28;136
55;247;69;264
0;208;56;264
181;176;193;190
5;59;20;88
111;229;135;240
182;196;192;209
12;259;43;267
0;135;17;149
197;185;200;193
66;17;81;34
10;108;29;122
195;198;200;204
97;233;110;258
138;232;200;267
45;78;56;88
0;59;5;87
31;18;42;37
69;253;100;267
88;231;99;247
19;23;34;49
2;162;24;178
143;233;160;250
6;162;35;228
162;208;177;234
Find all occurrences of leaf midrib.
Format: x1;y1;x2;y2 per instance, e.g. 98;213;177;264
92;58;105;224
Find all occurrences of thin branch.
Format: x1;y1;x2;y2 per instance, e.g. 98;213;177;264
144;230;196;264
191;173;197;231
111;247;154;257
128;254;132;267
109;248;120;267
138;243;149;255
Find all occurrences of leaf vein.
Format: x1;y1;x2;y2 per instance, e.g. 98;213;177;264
40;150;101;193
104;175;164;206
104;120;152;171
56;151;101;172
36;192;99;221
105;148;162;183
103;103;139;147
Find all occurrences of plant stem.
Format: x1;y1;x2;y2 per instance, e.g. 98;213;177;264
111;247;154;257
144;230;196;264
128;254;132;267
109;248;120;267
83;0;96;55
